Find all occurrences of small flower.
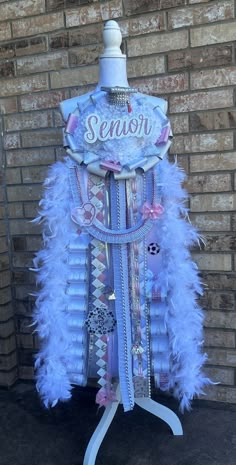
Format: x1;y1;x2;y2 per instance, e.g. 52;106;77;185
140;201;164;220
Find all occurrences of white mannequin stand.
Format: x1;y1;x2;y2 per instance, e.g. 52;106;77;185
83;384;183;465
81;20;183;465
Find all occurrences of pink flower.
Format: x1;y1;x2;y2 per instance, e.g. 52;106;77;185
140;201;164;220
96;386;117;408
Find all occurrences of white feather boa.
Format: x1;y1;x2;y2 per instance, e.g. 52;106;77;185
33;156;210;410
33;159;76;407
156;158;210;411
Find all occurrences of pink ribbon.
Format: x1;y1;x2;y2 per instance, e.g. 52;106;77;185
96;386;117;408
140;201;164;220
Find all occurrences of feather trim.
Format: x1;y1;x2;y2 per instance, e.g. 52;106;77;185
33;158;76;407
155;158;211;411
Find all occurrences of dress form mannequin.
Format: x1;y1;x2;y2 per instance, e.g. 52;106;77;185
60;20;167;124
34;19;210;465
60;20;182;465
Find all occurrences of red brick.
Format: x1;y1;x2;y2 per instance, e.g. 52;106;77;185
0;42;15;60
15;300;34;318
49;31;69;50
0;23;11;42
69;23;103;47
10;219;40;235
201;385;236;404
0;304;14;323
191;21;236;47
190;213;231;232
203;235;236;253
54;110;64;127
168;45;232;71
131;73;188;96
120;13;166;37
0;352;17;371
70;85;95;98
0;319;15;338
17;333;33;349
207;291;235;311
21;129;62;148
0;206;5;220
66;0;123;28
189;110;236;132
19;89;69;112
17;51;68;75
169;1;234;29
47;0;64;10
0;60;15;78
24;202;39;218
185;173;232;194
4;133;21;150
8;203;24;219
13;252;35;268
0;270;11;288
13;270;32;285
204;366;234;386
0;287;12;305
15;36;47;57
7;185;42;202
50;66;98;88
0;221;7;237
19;366;34;380
0;97;17;115
55;147;67;160
0;335;16;355
0;254;10;271
0;74;48;98
0;238;8;254
6;148;55;167
26;236;42;252
4;111;53;132
190;193;236;212
0;369;17;386
127;56;165;78
124;0;186;15
202;273;236;291
206;348;236;367
128;30;188;57
12;12;64;39
190;152;236;173
171;132;234;154
12;237;26;252
169;89;234;113
22;166;48;184
193;253;232;272
15;286;33;300
191;67;236;90
69;45;102;67
204;329;235;349
169;114;189;134
0;0;45;21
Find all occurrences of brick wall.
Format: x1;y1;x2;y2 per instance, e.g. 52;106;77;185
0;0;235;404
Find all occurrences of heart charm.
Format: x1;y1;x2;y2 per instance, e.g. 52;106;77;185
71;203;96;226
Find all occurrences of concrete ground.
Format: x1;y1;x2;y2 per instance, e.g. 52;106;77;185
0;382;235;465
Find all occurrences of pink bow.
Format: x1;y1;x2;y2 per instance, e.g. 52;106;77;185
96;386;117;408
141;202;164;220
